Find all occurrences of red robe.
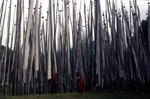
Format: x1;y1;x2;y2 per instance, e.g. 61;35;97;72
52;76;57;93
77;77;82;92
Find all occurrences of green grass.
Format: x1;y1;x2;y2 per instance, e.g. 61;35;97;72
0;91;149;99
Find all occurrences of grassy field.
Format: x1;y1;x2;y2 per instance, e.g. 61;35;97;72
0;91;149;99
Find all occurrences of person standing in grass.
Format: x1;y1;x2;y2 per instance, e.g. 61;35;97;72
52;74;57;94
76;74;82;93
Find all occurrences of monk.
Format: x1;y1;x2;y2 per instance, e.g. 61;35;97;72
76;74;82;93
52;74;57;94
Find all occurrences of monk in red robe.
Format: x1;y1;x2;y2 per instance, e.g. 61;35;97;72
52;74;57;94
76;74;82;93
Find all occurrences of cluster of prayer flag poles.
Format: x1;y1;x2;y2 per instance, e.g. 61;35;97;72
0;0;149;96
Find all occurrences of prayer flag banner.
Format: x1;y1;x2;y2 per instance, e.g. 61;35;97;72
0;0;149;96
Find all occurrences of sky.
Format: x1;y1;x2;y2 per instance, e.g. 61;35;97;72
0;0;149;49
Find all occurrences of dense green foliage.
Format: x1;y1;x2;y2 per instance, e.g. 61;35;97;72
0;45;13;73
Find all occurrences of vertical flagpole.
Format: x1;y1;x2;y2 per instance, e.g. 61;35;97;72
23;0;34;95
27;8;36;95
135;0;138;58
37;2;41;95
0;0;4;26
45;9;49;94
2;0;12;95
7;7;16;95
48;0;52;94
23;0;34;84
0;0;8;71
